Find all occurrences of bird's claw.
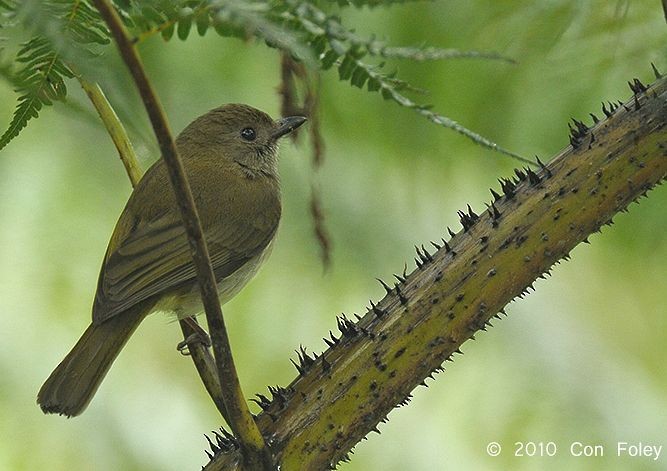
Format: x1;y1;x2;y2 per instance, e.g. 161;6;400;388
177;331;212;356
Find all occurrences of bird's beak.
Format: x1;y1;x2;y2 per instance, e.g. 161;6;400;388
272;115;307;139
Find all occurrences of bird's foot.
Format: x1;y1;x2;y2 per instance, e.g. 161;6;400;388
177;318;212;355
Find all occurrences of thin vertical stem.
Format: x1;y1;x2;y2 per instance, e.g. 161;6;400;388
76;73;229;423
92;1;273;468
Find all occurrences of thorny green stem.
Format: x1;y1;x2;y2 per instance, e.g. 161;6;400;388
204;74;667;470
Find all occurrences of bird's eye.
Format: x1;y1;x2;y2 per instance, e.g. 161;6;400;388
240;127;256;141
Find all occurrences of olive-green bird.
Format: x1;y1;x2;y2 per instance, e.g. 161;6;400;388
38;104;306;417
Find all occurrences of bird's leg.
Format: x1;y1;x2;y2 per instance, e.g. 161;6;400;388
177;317;212;355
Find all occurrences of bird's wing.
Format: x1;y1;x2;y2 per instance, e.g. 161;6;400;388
93;202;278;324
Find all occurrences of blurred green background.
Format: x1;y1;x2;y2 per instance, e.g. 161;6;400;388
1;1;666;470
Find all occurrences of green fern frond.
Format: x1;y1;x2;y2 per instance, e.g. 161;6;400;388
123;1;516;157
121;0;196;41
1;0;520;158
337;51;530;161
126;0;313;63
0;37;72;150
279;1;522;158
213;0;314;62
284;3;512;64
0;0;108;151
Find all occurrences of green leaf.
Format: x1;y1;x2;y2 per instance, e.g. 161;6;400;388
177;7;193;40
162;22;175;40
311;35;327;56
350;64;368;88
195;9;210;36
320;49;339;69
338;54;355;80
141;6;165;25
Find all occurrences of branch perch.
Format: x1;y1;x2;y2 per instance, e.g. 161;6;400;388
91;1;272;468
205;73;667;469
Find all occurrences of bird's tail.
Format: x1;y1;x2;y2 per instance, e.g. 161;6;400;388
37;309;145;417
